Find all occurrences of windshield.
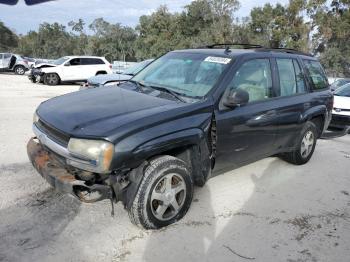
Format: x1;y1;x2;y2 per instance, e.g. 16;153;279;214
53;57;69;65
331;79;350;89
133;52;231;98
334;83;350;97
123;59;153;75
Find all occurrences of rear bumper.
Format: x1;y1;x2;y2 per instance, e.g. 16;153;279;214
27;137;112;203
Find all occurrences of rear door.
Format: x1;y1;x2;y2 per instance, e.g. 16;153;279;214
271;57;311;150
81;58;106;78
214;57;279;172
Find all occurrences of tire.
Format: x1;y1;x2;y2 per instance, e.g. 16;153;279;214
128;155;193;229
282;121;318;165
14;65;26;75
44;73;60;86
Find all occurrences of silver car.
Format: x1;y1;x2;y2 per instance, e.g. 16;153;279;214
0;53;30;75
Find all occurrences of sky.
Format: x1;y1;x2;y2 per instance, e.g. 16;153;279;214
0;0;289;34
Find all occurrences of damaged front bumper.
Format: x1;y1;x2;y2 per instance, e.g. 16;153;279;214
27;137;113;203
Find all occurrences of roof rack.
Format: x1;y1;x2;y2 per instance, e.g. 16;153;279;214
200;43;264;49
197;43;313;57
257;47;313;57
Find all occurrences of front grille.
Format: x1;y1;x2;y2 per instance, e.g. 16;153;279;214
36;119;70;146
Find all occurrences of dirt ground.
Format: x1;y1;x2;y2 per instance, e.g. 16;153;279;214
0;73;350;262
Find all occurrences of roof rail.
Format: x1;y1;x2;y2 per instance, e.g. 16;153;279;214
200;43;264;49
197;43;313;57
257;47;313;57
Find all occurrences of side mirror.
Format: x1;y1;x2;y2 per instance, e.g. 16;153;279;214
223;88;249;108
64;63;70;66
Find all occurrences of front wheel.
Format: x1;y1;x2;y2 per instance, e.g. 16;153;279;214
128;155;193;229
282;121;318;165
44;73;60;86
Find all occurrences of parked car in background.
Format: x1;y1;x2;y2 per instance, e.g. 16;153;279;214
330;83;350;128
24;57;36;68
27;45;333;229
80;59;154;90
112;61;136;74
329;78;350;91
28;56;112;85
0;53;30;75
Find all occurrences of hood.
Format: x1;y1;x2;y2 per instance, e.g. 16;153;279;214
37;87;183;139
35;63;56;69
88;73;132;85
334;95;350;110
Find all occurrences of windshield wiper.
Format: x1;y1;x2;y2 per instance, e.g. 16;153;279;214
127;80;146;91
145;84;187;103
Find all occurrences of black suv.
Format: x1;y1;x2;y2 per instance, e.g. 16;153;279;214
27;45;333;229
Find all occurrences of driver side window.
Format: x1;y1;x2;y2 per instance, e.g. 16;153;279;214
228;59;273;103
69;58;81;66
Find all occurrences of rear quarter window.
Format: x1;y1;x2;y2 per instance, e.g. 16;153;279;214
303;60;328;90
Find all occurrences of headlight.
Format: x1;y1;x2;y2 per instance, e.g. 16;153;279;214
68;138;114;173
33;111;39;123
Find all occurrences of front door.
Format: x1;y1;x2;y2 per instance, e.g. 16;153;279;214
214;58;279;173
62;58;83;81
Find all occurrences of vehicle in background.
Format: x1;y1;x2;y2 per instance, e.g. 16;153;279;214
28;56;112;85
0;53;30;75
112;61;136;74
80;59;154;90
28;45;333;229
24;57;36;68
330;83;350;128
329;78;350;91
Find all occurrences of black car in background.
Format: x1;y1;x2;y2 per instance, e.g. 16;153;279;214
27;44;333;229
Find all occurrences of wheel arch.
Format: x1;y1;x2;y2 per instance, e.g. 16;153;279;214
96;70;107;75
301;105;327;138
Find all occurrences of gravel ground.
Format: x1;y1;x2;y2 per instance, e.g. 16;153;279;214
0;73;350;262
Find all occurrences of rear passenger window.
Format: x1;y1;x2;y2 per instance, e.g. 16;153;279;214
276;58;306;96
81;58;105;65
228;59;273;102
303;60;328;90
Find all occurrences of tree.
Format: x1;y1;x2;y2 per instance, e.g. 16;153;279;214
307;0;350;76
0;21;18;51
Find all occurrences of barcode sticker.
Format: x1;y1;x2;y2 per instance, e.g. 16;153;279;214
204;56;231;64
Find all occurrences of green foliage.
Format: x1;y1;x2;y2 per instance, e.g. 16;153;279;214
0;21;18;51
0;0;349;75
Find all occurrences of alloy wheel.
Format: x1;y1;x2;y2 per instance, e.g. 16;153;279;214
301;130;314;158
47;74;58;85
150;173;186;221
16;67;25;75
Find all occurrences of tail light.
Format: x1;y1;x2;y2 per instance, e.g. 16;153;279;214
109;64;112;69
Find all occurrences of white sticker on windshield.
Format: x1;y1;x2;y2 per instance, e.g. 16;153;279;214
204;56;231;64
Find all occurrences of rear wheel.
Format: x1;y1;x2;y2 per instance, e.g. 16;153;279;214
44;73;60;86
14;65;25;75
282;121;317;165
128;155;193;229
